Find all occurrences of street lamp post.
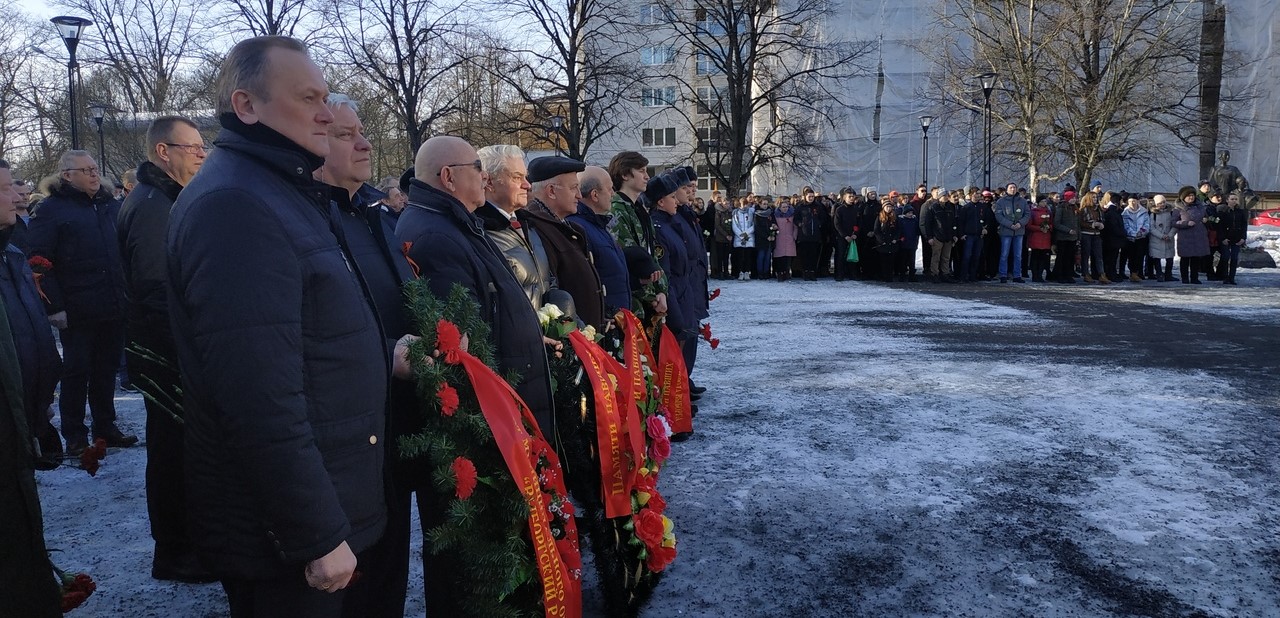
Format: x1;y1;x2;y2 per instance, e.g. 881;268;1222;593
979;72;998;190
51;15;93;150
919;115;933;186
89;103;107;172
547;114;565;157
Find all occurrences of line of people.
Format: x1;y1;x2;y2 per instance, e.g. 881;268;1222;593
701;180;1251;286
1;35;715;618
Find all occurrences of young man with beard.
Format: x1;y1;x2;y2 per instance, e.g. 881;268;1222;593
117;115;215;584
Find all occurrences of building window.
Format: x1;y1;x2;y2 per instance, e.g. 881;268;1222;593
641;46;676;66
694;7;726;36
696;86;722;115
695;52;721;75
640;4;675;24
641;86;677;107
696;124;722;153
642;127;678;147
696;164;721;191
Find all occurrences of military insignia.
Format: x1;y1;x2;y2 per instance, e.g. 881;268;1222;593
654;245;666;260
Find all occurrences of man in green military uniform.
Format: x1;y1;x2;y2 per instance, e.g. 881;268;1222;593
607;151;667;320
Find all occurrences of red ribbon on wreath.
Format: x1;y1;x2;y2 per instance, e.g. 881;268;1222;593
656;324;692;434
444;328;582;618
568;331;643;518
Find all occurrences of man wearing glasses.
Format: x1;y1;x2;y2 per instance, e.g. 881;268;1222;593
27;150;138;456
116;115;212;584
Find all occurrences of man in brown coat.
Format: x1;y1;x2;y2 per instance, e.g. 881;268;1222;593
525;156;607;329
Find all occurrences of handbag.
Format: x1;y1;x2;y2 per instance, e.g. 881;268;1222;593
845;240;859;263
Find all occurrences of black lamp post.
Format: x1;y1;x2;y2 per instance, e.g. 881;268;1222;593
919;115;933;186
51;15;93;150
979;72;997;189
89;102;107;171
547;114;565;156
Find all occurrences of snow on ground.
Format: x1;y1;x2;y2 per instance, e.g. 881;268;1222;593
35;275;1280;617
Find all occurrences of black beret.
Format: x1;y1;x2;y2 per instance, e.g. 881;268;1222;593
527;156;586;183
643;174;679;204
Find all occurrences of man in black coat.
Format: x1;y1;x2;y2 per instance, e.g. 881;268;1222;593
166;36;393;616
27;150;137;453
117;115;213;583
832;188;860;281
396;136;555;437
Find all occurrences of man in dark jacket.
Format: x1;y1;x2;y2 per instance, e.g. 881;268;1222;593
396;135;555;437
117;115;213;583
1;160;63;469
314;94;419;618
832;188;859;281
920;188;958;282
795;187;828;281
167;36;392;616
569;165;632;316
526;156;608;329
27;150;137;453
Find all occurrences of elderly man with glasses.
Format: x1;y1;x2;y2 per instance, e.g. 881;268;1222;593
27;150;138;456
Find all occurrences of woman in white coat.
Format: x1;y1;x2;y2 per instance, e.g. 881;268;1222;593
1147;195;1177;281
731;198;757;280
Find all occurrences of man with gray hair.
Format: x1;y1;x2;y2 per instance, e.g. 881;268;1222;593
525;156;606;328
27;150;136;454
167;36;395;615
473;144;556;309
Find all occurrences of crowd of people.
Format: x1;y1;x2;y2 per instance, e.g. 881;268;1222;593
699;179;1252;286
1;35;714;618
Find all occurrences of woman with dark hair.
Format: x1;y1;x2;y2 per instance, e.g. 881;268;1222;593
772;199;797;281
1172;186;1209;284
872;200;901;282
1122;197;1151;282
1101;191;1126;281
752;198;775;279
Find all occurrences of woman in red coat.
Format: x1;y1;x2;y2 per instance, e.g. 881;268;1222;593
1025;200;1054;282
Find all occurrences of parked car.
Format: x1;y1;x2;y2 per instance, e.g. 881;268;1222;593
1248;209;1280;227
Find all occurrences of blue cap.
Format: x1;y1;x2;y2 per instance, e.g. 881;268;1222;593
643;174;679;204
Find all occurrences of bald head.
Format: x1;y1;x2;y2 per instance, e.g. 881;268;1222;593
414;135;486;211
579;166;613;215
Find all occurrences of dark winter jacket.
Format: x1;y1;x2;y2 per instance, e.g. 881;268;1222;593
795;201;828;243
675;205;709;321
567;202;631;316
0;296;63;618
118;161;183;320
525;198;607;329
167;119;388;579
1102;203;1126;241
857;202;880;241
651;209;695;335
1053;203;1080;242
396;180;555;435
1172;202;1209;257
712;205;734;243
873;215;901;254
957;201;983;237
26;181;127;323
753;207;775;248
898;207;921;249
0;229;61;422
1219;206;1248;244
921;199;958;242
834;201;859;238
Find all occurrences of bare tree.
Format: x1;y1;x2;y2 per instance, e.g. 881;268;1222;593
54;0;208;114
934;0;1212;192
487;0;641;160
216;0;315;37
320;0;467;161
431;30;532;149
648;0;872;199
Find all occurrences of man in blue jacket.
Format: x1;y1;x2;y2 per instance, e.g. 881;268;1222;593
994;182;1031;283
569;165;632;316
27;150;137;453
167;36;395;616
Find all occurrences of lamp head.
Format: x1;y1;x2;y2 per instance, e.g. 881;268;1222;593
920;115;933;130
51;16;93;54
979;72;998;98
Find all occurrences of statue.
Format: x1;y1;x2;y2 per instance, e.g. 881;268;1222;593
1210;150;1246;197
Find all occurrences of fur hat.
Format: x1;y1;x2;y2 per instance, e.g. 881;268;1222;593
1176;186;1196;202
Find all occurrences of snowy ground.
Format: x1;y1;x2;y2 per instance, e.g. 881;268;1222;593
37;270;1280;617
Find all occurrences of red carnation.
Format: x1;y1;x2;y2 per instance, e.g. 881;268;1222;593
647;490;667;515
556;538;582;573
645;415;667;440
61;590;89;613
79;439;107;477
634;508;665;549
645;543;676;572
707;288;721;302
633;473;656;496
435;319;463;364
437;383;459;416
699;323;713;341
451;457;477;500
709;338;720;350
70;573;96;595
28;256;53;272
